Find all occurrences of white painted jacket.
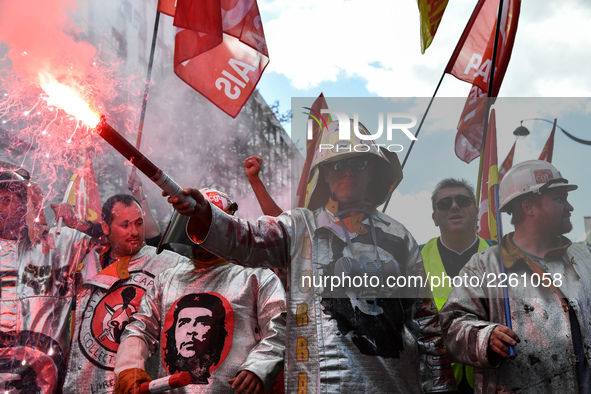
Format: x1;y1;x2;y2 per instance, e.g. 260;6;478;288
117;260;286;393
190;202;455;393
441;234;591;393
62;245;187;394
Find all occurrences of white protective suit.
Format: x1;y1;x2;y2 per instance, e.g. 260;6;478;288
188;201;455;393
0;227;93;393
441;233;591;393
116;259;286;393
62;245;188;394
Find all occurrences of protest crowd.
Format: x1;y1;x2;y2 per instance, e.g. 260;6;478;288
2;1;591;393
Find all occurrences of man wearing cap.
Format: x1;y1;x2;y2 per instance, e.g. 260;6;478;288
421;178;495;393
440;160;591;393
61;193;190;394
113;189;286;394
0;162;98;393
166;121;455;393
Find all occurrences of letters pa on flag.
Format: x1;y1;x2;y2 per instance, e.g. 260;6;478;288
158;0;269;118
445;0;520;163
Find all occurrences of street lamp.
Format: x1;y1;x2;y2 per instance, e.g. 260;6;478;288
512;117;591;146
512;121;530;138
513;118;559;137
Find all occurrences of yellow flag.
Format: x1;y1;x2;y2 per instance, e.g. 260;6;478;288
417;0;449;54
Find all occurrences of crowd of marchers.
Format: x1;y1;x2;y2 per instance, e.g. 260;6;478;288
0;120;590;394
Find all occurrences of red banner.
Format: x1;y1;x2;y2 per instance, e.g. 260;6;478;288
538;119;556;162
67;158;101;222
478;109;499;241
498;140;515;182
295;93;329;208
157;0;176;17
161;0;269;118
450;0;521;163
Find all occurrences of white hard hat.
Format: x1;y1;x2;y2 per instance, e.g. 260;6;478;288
307;120;403;210
200;188;238;215
499;160;577;212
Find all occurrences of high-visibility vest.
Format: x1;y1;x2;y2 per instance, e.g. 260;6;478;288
420;236;492;389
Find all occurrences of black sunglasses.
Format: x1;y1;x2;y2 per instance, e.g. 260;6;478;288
329;158;370;172
435;195;473;211
0;168;30;182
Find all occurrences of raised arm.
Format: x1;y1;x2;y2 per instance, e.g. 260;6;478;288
243;155;283;217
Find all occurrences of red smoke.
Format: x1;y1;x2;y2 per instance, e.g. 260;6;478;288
0;0;96;88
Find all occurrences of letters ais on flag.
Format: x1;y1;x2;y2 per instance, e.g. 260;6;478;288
417;0;450;54
158;0;269;118
445;0;521;163
478;109;499;241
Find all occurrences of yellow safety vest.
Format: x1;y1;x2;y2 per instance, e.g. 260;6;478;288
421;236;491;390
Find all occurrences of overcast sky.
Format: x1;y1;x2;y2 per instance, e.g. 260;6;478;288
253;0;591;244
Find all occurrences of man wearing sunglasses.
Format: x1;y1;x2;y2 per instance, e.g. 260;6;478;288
440;160;591;393
421;178;495;393
165;120;455;393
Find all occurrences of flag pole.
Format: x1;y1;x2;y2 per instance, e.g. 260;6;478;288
131;9;161;178
475;0;504;207
475;0;515;358
382;72;445;212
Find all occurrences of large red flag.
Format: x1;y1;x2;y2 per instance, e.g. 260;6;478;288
295;94;330;208
498;140;515;182
447;0;521;163
538;119;557;162
478;109;499;241
67;158;101;222
160;0;269;118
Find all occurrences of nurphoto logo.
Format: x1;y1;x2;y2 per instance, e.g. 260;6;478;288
304;108;418;153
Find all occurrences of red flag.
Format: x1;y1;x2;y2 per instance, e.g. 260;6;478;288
67;158;101;222
448;0;521;163
161;0;269;118
538;119;556;162
498;140;515;182
478;109;499;241
295;93;330;208
157;0;176;17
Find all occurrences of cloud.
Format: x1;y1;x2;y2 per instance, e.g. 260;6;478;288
259;0;591;98
384;189;439;245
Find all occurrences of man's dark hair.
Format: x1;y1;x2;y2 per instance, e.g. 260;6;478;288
431;178;476;211
102;194;142;226
163;293;228;383
507;192;542;225
0;182;27;205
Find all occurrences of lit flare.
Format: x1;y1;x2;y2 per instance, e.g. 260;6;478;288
38;72;100;127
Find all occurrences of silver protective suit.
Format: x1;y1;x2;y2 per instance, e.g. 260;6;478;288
191;202;455;393
440;234;591;393
0;227;93;393
117;259;287;393
62;244;188;394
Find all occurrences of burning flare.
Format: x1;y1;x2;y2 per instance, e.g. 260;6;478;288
38;71;100;127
